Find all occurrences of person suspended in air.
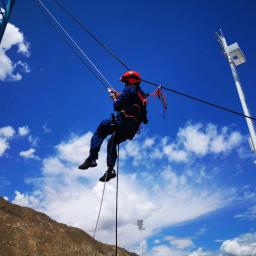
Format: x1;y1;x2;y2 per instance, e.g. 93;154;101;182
78;71;148;182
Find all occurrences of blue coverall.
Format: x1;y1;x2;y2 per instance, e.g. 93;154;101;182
89;85;148;168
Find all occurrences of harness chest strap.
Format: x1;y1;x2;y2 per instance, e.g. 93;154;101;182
120;105;140;123
121;90;147;122
137;90;148;105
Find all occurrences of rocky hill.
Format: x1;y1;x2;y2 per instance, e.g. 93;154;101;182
0;197;138;256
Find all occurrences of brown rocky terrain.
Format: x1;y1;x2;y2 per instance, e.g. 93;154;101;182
0;197;138;256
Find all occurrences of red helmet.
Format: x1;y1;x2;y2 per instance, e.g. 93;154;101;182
120;70;141;84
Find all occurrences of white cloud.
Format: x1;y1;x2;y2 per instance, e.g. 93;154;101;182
188;247;210;256
235;206;256;221
18;126;30;136
12;125;236;248
0;125;15;156
177;123;242;157
150;233;256;256
179;124;210;155
163;144;188;162
1;23;30;55
19;148;39;160
0;126;15;138
221;233;256;256
0;138;9;156
165;236;194;249
143;137;155;148
151;244;185;256
12;191;40;208
28;135;39;147
143;123;242;164
0;23;30;81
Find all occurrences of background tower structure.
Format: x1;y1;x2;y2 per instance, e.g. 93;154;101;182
216;30;256;152
137;219;145;256
0;0;16;43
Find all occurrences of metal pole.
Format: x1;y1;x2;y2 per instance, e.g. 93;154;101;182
219;33;256;152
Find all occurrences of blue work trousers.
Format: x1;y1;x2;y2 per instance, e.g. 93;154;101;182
89;114;138;168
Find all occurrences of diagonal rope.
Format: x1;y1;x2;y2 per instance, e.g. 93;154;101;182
141;78;256;121
91;179;107;255
35;0;112;89
52;0;130;71
51;0;256;122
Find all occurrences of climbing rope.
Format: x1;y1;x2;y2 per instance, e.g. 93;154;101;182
52;0;256;122
90;115;120;256
115;143;120;256
53;0;131;71
91;175;107;255
32;2;256;255
35;0;113;90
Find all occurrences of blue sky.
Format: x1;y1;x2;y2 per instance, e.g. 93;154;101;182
1;0;256;255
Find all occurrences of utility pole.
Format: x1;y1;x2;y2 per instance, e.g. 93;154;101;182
137;219;145;256
216;30;256;152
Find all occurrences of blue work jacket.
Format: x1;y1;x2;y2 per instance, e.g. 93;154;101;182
113;85;148;124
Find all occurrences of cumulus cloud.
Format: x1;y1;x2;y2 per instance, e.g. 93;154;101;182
13;191;40;208
188;247;211;256
0;126;15;138
177;123;242;157
18;126;30;136
173;233;256;256
121;122;242;167
0;125;15;156
19;148;39;160
0;138;9;156
11;123;240;248
163;144;188;162
0;23;30;81
165;236;194;249
221;233;256;256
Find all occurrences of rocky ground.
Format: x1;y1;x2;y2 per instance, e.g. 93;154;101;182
0;197;138;256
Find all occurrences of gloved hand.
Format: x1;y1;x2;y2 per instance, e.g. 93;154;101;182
108;88;120;100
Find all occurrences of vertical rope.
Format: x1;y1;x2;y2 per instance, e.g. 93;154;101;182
91;127;117;255
115;144;120;256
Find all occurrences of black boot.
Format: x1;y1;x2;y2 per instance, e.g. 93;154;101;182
99;168;116;182
78;158;97;170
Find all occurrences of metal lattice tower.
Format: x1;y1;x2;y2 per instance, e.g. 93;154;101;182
216;30;256;153
0;0;16;43
137;219;145;256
